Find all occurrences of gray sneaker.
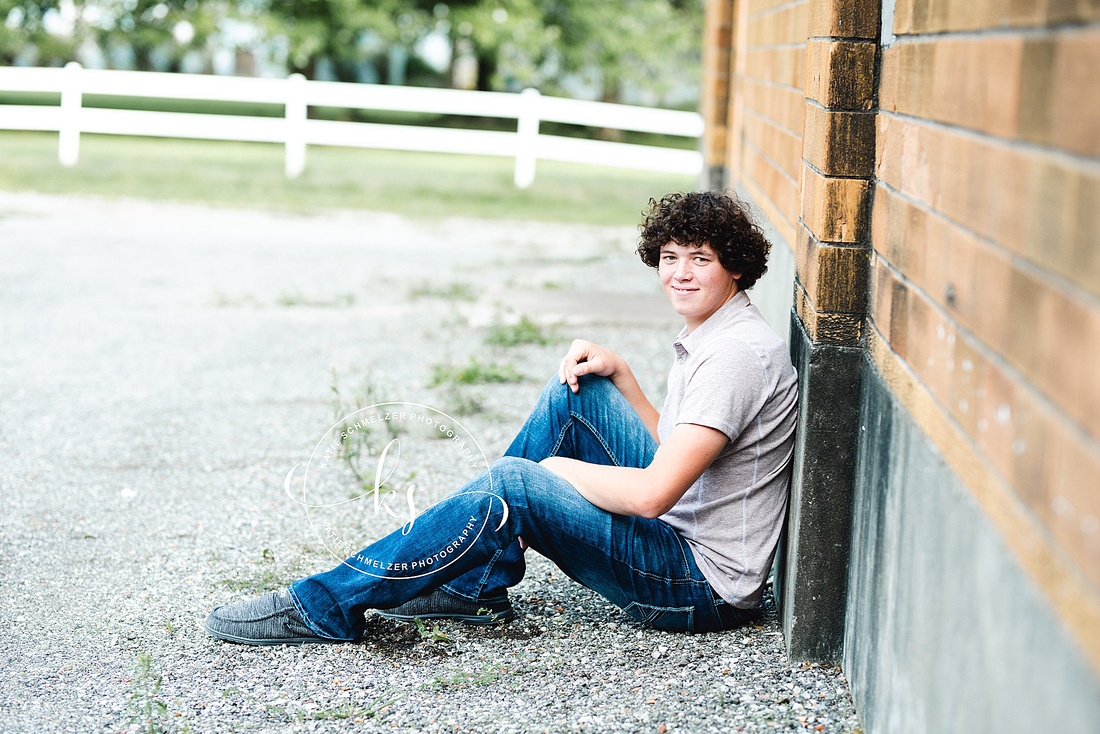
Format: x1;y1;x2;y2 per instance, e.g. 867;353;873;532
377;589;515;626
204;589;344;646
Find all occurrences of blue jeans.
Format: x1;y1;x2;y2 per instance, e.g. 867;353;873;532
290;375;759;639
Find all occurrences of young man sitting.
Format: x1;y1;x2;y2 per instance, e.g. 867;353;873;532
204;191;798;644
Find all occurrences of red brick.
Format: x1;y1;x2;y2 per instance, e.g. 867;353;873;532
1018;37;1057;148
949;331;983;436
875;114;903;191
893;0;914;33
870;184;890;258
1035;290;1092;431
1051;30;1100;155
989;146;1032;257
805;40;877;110
897;119;936;205
1024;159;1084;293
1084;309;1100;440
943;225;978;323
802;104;877;177
1003;267;1044;380
1043;425;1100;589
976;358;1019;484
1071;172;1100;299
884;188;908;272
801;163;873;243
879;45;899;113
1012;387;1052;520
968;241;1013;356
889;270;911;360
871;254;890;337
903;203;928;291
809;0;880;39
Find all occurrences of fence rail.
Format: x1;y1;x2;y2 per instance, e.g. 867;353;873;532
0;63;704;188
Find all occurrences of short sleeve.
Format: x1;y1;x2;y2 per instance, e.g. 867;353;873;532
675;339;769;441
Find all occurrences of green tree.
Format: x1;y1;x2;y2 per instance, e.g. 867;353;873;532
264;0;431;80
0;1;75;65
543;0;703;105
0;0;221;70
83;0;220;72
442;0;554;91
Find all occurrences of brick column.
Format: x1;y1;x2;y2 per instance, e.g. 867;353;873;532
701;0;736;190
775;0;879;661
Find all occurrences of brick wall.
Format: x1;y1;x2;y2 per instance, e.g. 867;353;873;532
704;0;1100;702
724;0;810;249
874;5;1100;603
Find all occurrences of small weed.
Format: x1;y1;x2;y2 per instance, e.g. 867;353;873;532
409;282;477;302
430;358;525;387
309;693;404;721
276;291;355;308
421;663;505;691
476;606;512;629
484;315;552;347
440;384;485;416
329;368;404;482
414;617;452;643
542;281;562;289
218;548;311;593
126;653;168;734
208;290;260;308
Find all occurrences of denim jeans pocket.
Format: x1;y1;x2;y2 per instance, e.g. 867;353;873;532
622;601;696;632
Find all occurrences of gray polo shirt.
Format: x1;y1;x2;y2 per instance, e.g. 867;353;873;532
657;291;798;608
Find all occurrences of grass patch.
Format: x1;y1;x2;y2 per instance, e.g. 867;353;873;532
409;281;478;302
126;653;168;734
218;548;313;593
438;383;486;416
0;131;695;225
430;358;525;386
276;290;356;308
484;315;553;347
329;368;407;490
309;693;404;721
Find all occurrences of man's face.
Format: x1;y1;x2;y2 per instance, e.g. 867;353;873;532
658;241;740;332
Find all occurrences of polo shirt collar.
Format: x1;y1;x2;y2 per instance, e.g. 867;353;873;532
672;290;751;357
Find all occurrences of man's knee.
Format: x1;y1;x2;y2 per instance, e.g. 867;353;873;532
539;373;615;407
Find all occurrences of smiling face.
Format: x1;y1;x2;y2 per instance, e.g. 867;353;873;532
659;241;741;332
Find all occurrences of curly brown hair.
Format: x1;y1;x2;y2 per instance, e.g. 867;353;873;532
637;191;771;291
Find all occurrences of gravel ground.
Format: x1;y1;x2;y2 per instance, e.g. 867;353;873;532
0;191;862;734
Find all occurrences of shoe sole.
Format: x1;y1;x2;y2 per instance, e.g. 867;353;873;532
204;623;346;646
377;608;516;626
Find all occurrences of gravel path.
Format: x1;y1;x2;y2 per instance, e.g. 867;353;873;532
0;192;862;734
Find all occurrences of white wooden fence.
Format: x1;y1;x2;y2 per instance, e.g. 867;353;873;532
0;62;704;188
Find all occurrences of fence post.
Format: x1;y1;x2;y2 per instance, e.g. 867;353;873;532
513;87;541;189
58;61;82;167
285;73;307;179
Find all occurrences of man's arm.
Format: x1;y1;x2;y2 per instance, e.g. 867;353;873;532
557;339;660;441
539;422;728;519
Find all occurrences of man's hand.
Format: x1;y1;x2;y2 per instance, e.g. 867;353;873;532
558;339;624;394
556;338;660;441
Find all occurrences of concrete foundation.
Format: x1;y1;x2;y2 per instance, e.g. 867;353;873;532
845;360;1100;733
776;314;862;661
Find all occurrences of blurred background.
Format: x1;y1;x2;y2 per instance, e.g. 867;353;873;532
0;0;706;224
1;0;702;102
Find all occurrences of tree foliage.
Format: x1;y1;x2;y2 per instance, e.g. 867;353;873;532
1;0;703;105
